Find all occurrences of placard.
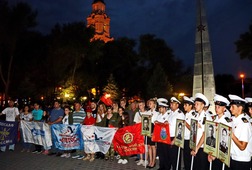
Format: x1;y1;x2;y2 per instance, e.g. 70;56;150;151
189;118;198;150
203;120;218;157
174;119;185;148
141;115;152;137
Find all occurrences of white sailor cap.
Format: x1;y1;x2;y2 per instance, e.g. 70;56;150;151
194;93;209;106
170;97;181;104
245;97;252;107
183;96;194;105
214;94;230;107
157;98;168;107
228;94;247;105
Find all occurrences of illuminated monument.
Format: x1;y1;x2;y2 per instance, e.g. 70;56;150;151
193;0;216;108
86;0;114;43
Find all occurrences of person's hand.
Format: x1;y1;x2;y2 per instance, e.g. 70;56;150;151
47;122;53;125
191;149;198;156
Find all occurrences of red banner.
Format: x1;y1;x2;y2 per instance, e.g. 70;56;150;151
152;123;171;144
113;123;145;156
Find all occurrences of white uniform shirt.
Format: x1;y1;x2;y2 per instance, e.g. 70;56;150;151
231;114;252;162
154;111;170;123
2;107;20;122
195;110;212;148
168;109;185;137
184;110;196;140
214;115;232;127
133;110;149;123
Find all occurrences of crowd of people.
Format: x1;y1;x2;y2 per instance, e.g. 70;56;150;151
0;93;252;170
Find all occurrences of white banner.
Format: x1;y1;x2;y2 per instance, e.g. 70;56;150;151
20;120;52;148
81;125;117;154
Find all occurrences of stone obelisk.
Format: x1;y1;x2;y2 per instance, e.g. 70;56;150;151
193;0;216;109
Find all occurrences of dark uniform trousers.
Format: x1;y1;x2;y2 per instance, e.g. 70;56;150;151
157;137;181;170
193;148;209;170
212;159;230;170
169;138;181;170
230;159;250;170
157;142;171;170
183;140;192;170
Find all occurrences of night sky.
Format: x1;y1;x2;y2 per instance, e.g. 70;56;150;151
10;0;252;77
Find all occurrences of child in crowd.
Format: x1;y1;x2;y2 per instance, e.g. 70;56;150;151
82;107;96;162
117;112;130;164
60;106;72;158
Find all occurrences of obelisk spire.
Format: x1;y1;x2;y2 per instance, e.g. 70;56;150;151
193;0;216;108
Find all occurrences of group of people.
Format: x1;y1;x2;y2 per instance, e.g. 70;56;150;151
0;93;252;170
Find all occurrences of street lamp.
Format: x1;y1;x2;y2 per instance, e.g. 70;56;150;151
240;73;245;98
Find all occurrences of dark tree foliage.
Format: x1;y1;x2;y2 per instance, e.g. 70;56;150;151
235;23;252;60
0;0;37;102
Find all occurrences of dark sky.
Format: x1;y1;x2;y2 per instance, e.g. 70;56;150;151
11;0;252;77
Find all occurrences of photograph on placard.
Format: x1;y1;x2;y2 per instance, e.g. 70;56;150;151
141;115;152;137
189;118;198;150
218;123;232;167
174;119;185;148
203;120;218;157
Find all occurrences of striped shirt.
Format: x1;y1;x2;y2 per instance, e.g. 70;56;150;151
72;110;86;124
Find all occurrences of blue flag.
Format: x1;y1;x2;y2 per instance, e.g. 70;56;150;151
0;120;18;146
51;124;83;150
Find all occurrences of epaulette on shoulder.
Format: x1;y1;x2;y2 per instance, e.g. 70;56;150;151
224;117;232;122
192;112;195;116
242;117;249;123
209;111;213;115
178;110;182;113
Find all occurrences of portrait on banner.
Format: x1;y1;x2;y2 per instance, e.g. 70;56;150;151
141;115;151;137
174;119;185;148
203;120;218;157
189;118;198;150
218;123;232;167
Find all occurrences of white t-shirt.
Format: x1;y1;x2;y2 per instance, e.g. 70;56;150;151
20;112;33;121
62;115;69;125
133;110;149;123
2;107;20;122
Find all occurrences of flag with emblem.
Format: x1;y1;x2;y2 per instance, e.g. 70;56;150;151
20;120;52;148
152;123;171;144
113;123;145;156
81;125;117;154
0;120;18;146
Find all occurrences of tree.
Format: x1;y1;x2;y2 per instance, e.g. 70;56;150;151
0;0;37;103
235;23;252;60
103;74;121;101
146;63;173;98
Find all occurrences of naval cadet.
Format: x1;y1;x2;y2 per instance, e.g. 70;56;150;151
190;93;212;170
229;94;252;170
208;94;232;170
183;96;195;170
154;98;170;170
168;97;185;170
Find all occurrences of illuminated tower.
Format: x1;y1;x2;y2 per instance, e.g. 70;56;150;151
86;0;114;43
193;0;216;108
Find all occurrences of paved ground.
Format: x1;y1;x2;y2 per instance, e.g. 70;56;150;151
0;143;158;170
